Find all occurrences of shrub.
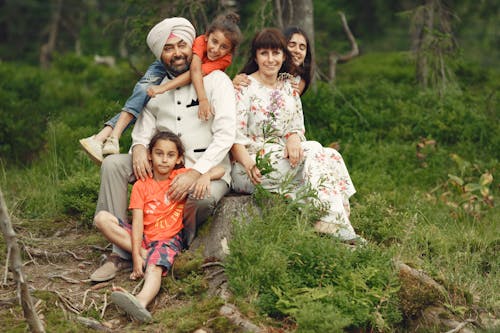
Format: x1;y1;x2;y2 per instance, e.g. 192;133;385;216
0;64;47;164
302;55;500;160
59;171;100;226
225;193;402;331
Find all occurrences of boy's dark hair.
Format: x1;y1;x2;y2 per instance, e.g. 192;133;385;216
240;28;297;77
283;26;313;95
206;11;242;52
149;131;185;168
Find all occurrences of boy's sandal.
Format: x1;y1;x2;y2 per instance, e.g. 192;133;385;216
110;290;152;323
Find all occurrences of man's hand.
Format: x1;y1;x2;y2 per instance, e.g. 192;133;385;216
132;145;152;181
192;173;211;199
284;134;303;168
168;169;201;201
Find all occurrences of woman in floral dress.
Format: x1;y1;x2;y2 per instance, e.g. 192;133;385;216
230;28;361;242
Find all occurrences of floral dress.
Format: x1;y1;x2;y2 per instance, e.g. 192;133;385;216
231;76;358;240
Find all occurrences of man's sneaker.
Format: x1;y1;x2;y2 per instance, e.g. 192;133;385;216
79;135;103;165
90;254;132;282
102;136;120;155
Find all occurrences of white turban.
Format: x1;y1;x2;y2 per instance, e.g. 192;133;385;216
146;17;196;60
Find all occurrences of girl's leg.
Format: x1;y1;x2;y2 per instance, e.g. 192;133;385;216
94;125;113;143
135;265;163;308
79;113;116;164
109;111;134;140
102;111;135;155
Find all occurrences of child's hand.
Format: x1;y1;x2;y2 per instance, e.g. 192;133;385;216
291;80;301;94
147;86;163;97
233;74;251;89
197;99;214;121
130;254;145;280
191;173;211;199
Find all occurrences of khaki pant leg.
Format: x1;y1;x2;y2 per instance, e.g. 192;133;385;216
182;180;229;247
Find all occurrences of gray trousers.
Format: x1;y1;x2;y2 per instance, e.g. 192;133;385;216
95;154;229;259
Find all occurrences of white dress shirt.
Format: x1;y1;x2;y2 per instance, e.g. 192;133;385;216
131;70;236;185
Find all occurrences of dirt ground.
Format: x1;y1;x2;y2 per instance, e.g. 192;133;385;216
0;219;239;332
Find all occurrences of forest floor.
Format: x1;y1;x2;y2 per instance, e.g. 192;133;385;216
1;210;498;332
0;218;248;332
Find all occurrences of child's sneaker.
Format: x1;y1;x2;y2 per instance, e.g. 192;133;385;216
79;135;103;165
102;136;119;155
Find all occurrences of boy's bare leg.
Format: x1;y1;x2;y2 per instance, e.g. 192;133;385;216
135;265;163;308
94;211;147;257
94;211;133;252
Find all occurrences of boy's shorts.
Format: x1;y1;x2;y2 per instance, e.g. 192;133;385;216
118;218;183;276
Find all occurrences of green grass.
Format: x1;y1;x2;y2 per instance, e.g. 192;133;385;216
0;51;498;331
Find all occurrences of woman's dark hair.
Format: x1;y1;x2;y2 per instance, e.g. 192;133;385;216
206;11;242;53
283;26;313;94
149;131;185;168
240;28;297;77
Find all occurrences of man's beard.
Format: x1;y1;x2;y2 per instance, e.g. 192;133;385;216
166;55;191;76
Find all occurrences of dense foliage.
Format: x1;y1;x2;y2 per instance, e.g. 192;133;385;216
0;1;498;330
226;193;402;332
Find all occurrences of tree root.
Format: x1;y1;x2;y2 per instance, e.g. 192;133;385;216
76;316;112;332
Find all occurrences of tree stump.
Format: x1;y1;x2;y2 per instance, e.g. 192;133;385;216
190;194;256;260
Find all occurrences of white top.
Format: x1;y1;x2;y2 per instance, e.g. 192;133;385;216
234;75;305;154
131;70;236;185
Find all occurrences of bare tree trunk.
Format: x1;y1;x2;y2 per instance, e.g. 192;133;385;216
274;0;284;29
40;0;63;69
0;189;45;333
279;0;315;56
415;0;435;88
328;12;359;82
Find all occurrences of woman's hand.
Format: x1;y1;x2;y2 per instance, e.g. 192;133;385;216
233;74;251;89
130;254;145;280
246;164;262;185
132;145;153;180
284;134;303;168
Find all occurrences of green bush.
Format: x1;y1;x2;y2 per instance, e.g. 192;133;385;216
226;194;402;331
302;54;500;159
0;64;47;164
59;171;100;226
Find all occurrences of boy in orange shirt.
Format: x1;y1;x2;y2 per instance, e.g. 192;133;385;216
93;131;224;322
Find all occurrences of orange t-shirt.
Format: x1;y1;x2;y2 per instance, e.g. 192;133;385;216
128;168;189;242
192;35;232;75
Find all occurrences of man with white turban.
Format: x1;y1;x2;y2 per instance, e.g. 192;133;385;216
90;17;236;283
